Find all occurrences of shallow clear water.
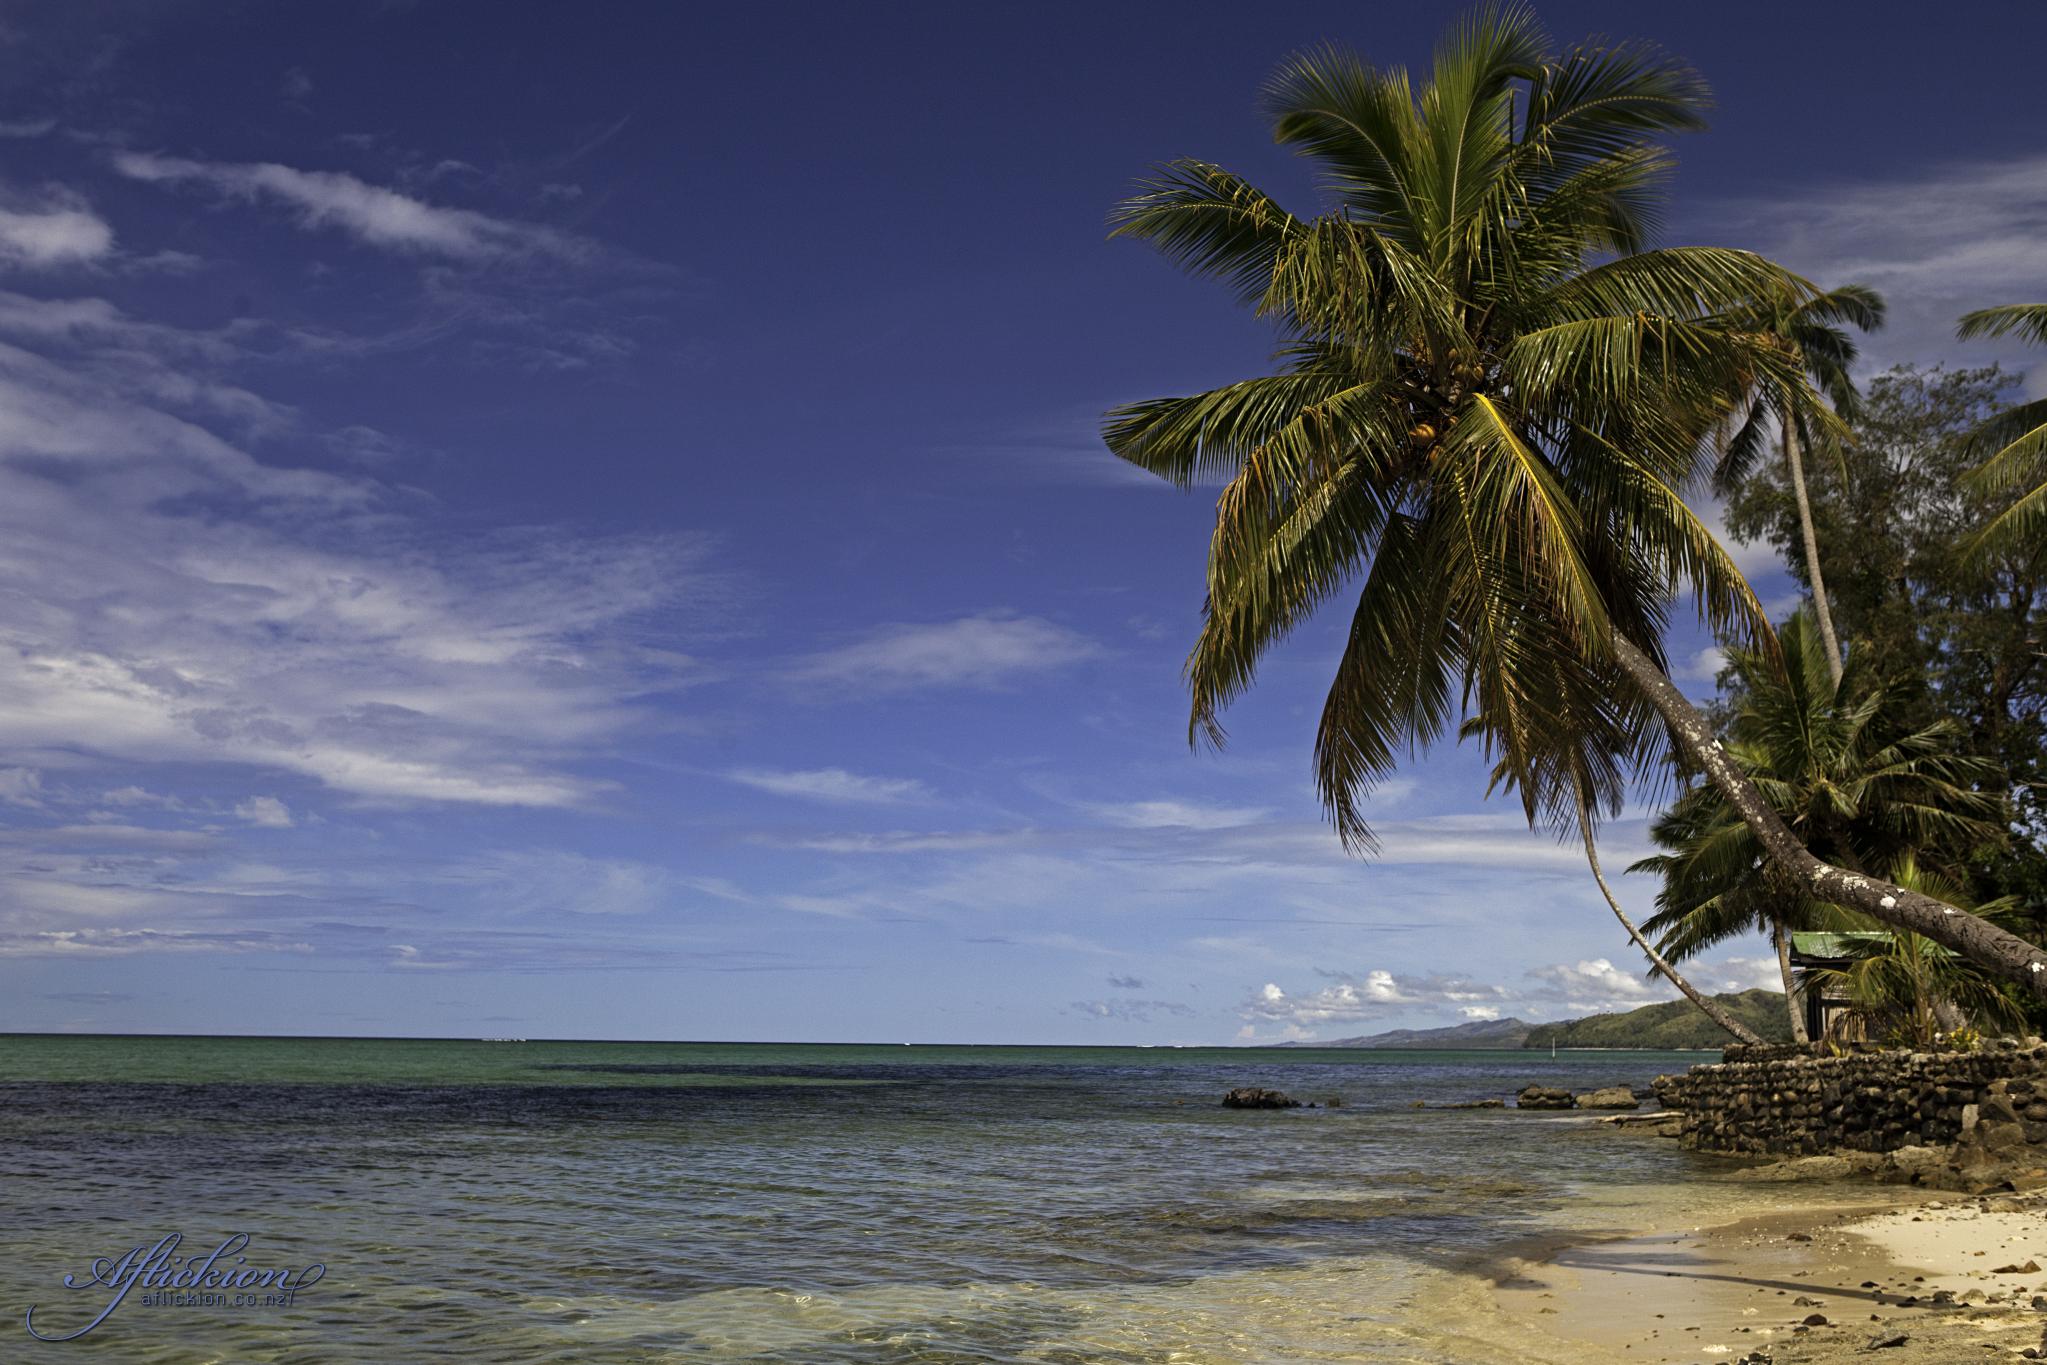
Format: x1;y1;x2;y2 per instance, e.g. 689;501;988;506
0;1036;1744;1362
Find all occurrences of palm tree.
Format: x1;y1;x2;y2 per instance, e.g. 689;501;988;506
1633;611;2005;1039
1105;5;2047;997
1955;304;2047;555
1796;859;2028;1046
1713;286;1886;686
1463;712;1764;1042
1576;789;1764;1043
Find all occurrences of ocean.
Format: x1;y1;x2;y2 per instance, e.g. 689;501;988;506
0;1035;1764;1362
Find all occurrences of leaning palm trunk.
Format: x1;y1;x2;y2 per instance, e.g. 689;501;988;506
1611;634;2047;999
1576;793;1763;1043
1770;918;1809;1043
1782;420;1843;688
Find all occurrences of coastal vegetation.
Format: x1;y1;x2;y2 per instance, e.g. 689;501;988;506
1106;3;2047;1024
1634;611;2006;1040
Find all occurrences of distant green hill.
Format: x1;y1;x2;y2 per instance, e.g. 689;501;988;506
1521;989;1792;1050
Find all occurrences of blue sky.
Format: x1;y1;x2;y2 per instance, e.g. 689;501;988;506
0;1;2043;1042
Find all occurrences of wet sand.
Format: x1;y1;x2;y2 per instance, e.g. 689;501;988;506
1491;1189;2047;1362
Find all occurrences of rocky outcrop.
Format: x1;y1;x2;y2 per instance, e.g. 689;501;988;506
1515;1085;1576;1109
1221;1087;1300;1109
1573;1085;1640;1110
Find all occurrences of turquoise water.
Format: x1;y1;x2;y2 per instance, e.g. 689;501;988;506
0;1035;1742;1362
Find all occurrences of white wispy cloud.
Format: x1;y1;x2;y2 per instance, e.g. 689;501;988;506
1085;798;1273;830
0;766;44;806
0;192;114;269
725;766;932;805
432;850;677;916
111;152;594;264
1704;151;2047;381
790;612;1098;694
1069;997;1195;1022
0;288;726;809
233;796;293;828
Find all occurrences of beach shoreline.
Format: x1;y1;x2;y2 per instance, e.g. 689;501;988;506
1481;1178;2047;1362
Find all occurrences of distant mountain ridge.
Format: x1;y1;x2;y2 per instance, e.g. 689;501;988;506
1267;1016;1535;1049
1522;989;1791;1050
1267;989;1791;1050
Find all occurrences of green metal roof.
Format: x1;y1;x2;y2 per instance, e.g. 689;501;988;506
1789;930;1956;959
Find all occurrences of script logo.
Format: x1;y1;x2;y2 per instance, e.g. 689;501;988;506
24;1233;325;1342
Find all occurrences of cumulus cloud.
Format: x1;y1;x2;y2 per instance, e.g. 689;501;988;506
1523;957;1661;1012
725;766;931;805
790;613;1097;694
111;152;593;264
1242;948;1710;1034
1710;955;1787;995
1673;645;1728;685
1246;971;1512;1026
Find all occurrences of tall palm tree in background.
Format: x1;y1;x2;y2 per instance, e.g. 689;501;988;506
1713;287;1886;686
1104;4;2047;997
1956;304;2047;555
1633;612;2005;1039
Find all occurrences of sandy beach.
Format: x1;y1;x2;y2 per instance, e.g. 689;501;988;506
1493;1186;2047;1362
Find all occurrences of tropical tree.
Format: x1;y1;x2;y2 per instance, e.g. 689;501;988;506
1955;304;2047;555
1633;611;2006;1039
1712;285;1885;685
1796;859;2028;1046
1722;365;2047;910
1104;4;2047;997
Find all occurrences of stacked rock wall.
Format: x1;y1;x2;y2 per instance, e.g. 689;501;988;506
1653;1041;2047;1157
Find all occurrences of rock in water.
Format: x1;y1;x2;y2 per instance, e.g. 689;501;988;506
1221;1087;1300;1109
1574;1085;1641;1110
1516;1085;1576;1110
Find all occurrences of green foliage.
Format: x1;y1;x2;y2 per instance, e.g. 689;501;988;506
1722;365;2047;918
1633;609;2007;963
1521;989;1792;1049
1795;859;2029;1045
1106;3;1815;850
1712;283;1885;494
1956;305;2047;556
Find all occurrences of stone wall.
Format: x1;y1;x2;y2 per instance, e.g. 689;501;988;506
1653;1040;2047;1157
